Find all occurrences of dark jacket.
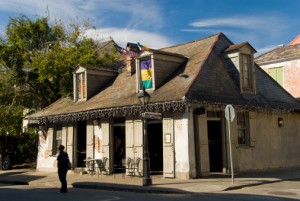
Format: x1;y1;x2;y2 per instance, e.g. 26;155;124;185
57;151;69;172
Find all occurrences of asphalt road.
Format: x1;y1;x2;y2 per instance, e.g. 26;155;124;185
226;178;300;200
1;183;299;201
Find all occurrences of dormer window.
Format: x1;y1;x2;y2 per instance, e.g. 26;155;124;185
76;72;86;100
241;54;253;89
73;65;118;102
135;50;186;92
225;42;257;94
136;52;154;91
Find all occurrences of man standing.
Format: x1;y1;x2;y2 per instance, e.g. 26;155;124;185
57;145;69;193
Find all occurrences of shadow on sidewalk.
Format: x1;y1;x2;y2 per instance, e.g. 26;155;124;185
0;170;46;185
72;181;190;194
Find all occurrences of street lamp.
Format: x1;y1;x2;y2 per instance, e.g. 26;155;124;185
137;87;152;186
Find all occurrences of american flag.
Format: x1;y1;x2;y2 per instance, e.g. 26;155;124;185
114;44;139;58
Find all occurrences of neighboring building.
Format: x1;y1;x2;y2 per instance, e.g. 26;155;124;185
255;35;300;99
27;33;300;179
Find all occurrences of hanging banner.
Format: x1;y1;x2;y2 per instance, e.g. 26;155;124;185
140;58;153;89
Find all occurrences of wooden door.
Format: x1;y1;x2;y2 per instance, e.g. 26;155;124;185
86;120;94;159
101;119;111;174
163;118;175;178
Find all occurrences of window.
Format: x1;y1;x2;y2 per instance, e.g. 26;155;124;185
237;112;250;145
268;67;283;86
76;72;86;100
54;125;62;155
241;54;252;89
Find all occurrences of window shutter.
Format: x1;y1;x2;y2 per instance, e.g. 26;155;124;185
134;120;143;159
86;121;94;159
277;67;284;86
83;73;86;98
249;112;256;147
101;119;111;174
163;118;175;178
47;128;53;155
268;67;283;86
125;120;134;159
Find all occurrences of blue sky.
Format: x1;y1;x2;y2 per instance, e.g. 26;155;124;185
0;0;299;54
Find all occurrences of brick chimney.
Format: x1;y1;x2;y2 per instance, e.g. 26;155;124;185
126;57;136;74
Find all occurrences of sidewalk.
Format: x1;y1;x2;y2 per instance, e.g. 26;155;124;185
0;167;300;194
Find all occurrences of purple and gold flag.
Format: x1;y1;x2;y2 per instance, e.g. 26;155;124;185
140;58;152;89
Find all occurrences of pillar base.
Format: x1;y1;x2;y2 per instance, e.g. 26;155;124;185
142;178;152;186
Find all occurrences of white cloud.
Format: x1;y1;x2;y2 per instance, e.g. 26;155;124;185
189;16;289;33
0;0;79;21
80;0;164;29
190;17;262;29
84;28;173;49
0;0;170;49
184;15;294;55
0;0;163;30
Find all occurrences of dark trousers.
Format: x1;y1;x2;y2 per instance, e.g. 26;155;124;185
58;170;68;192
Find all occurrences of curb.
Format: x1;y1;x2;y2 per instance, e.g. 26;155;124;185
0;180;28;185
72;182;190;194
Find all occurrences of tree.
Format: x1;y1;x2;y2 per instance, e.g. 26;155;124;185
1;15;118;111
0;15;119;161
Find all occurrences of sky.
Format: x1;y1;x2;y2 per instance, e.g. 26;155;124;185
0;0;299;55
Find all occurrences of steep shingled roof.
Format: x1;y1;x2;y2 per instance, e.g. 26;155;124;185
255;43;300;65
28;33;300;121
225;41;257;53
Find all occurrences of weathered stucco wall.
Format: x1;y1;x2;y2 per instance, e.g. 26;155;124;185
174;111;196;179
235;112;300;171
93;123;103;159
36;127;57;171
174;112;189;179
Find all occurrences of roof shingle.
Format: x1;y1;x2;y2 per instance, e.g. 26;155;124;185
28;33;300;120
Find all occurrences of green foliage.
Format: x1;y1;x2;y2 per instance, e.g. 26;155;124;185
0;130;38;166
0;14;119;165
0;15;118;110
15;129;38;165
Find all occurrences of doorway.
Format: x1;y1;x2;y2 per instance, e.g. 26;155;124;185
76;121;87;167
207;120;223;172
147;121;163;174
113;118;125;173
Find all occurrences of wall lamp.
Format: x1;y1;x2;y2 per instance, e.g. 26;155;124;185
278;118;284;127
93;119;100;126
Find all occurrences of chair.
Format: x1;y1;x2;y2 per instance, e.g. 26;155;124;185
95;159;104;176
135;157;143;176
94;157;109;176
101;157;109;175
126;157;135;176
85;157;95;176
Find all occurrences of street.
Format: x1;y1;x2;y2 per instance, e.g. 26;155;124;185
227;178;300;200
1;183;299;201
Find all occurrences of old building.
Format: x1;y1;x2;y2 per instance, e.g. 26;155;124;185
255;35;300;99
27;33;300;179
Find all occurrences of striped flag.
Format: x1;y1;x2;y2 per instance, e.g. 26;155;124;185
140;58;152;89
114;44;139;58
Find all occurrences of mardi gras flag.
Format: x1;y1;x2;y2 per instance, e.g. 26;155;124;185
140;58;152;89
